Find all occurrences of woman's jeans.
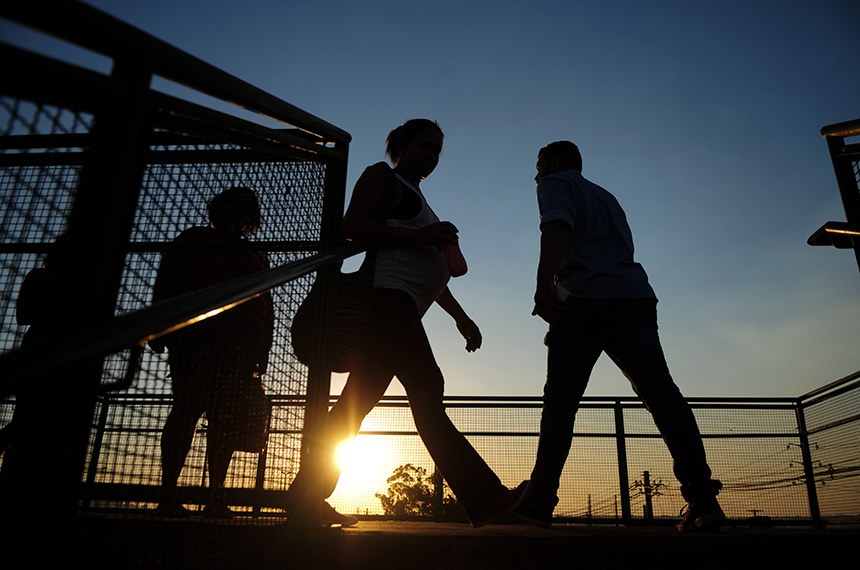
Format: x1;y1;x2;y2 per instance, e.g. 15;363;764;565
530;298;716;510
292;287;505;520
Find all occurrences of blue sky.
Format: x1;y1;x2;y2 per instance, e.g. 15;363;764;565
6;1;858;398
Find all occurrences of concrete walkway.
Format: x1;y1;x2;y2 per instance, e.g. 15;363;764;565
60;516;858;570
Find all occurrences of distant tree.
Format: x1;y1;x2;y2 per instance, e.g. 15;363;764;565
375;463;460;517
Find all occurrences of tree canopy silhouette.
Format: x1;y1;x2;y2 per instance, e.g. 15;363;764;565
375;464;460;517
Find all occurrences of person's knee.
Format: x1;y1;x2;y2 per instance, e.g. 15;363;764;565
631;376;684;404
542;378;586;407
408;395;448;431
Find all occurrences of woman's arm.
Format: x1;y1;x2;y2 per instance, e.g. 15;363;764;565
343;162;459;248
435;286;482;352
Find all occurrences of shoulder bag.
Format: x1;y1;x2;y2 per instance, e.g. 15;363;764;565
290;167;396;373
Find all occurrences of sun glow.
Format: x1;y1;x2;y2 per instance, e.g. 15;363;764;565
329;435;396;514
335;435;389;483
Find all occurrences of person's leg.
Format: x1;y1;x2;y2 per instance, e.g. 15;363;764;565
604;299;723;530
375;289;507;521
289;367;394;507
161;407;199;486
528;299;604;515
159;366;204;514
158;406;202;515
603;300;715;488
285;291;397;515
203;415;235;517
203;323;266;517
207;443;231;492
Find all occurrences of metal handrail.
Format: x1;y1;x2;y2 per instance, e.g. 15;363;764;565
798;369;860;404
820;118;860;138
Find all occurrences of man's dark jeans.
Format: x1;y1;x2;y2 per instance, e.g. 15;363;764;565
530;298;715;511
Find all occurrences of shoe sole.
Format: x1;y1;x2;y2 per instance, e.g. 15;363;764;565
323;517;358;527
697;512;727;531
471;481;531;528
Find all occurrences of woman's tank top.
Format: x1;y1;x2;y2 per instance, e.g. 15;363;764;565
374;173;450;316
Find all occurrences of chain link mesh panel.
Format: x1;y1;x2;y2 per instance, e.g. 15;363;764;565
0;89;333;510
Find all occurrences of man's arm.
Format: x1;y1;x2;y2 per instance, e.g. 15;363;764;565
532;220;570;323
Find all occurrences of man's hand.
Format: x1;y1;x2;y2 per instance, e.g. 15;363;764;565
532;282;566;323
533;221;570;323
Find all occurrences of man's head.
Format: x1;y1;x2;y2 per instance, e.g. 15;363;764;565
536;141;582;182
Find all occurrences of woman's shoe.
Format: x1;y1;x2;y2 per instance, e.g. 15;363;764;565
320;501;358;527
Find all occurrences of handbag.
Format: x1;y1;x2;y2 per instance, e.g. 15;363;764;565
228;376;272;452
290;166;395;373
290;260;375;373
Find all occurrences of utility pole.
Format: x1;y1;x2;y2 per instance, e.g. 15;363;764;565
643;471;653;519
587;494;593;526
634;470;665;520
614;495;619;526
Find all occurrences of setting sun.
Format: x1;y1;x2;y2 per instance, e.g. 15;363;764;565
329;435;398;515
335;435;389;484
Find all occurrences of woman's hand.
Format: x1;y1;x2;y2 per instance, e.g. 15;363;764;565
422;221;459;247
456;317;482;352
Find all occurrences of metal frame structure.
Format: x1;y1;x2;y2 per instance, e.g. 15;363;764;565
0;2;353;554
808;118;860;273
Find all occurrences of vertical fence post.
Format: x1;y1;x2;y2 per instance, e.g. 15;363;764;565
794;400;823;528
297;140;349;510
253;418;270;516
83;397;112;509
614;399;632;524
40;54;152;564
433;465;444;520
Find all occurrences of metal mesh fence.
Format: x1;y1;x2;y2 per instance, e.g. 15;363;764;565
0;99;89;354
67;388;859;526
802;380;860;524
327;399;822;524
1;88;337;510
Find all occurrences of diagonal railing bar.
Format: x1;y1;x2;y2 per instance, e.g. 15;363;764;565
0;242;364;394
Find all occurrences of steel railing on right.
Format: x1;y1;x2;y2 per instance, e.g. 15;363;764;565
796;369;860;526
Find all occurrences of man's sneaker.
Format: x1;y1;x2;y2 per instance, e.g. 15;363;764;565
320;501;358;527
676;499;726;532
470;481;530;528
513;496;554;528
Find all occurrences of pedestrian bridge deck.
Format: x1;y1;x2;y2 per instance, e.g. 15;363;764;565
63;516;856;570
